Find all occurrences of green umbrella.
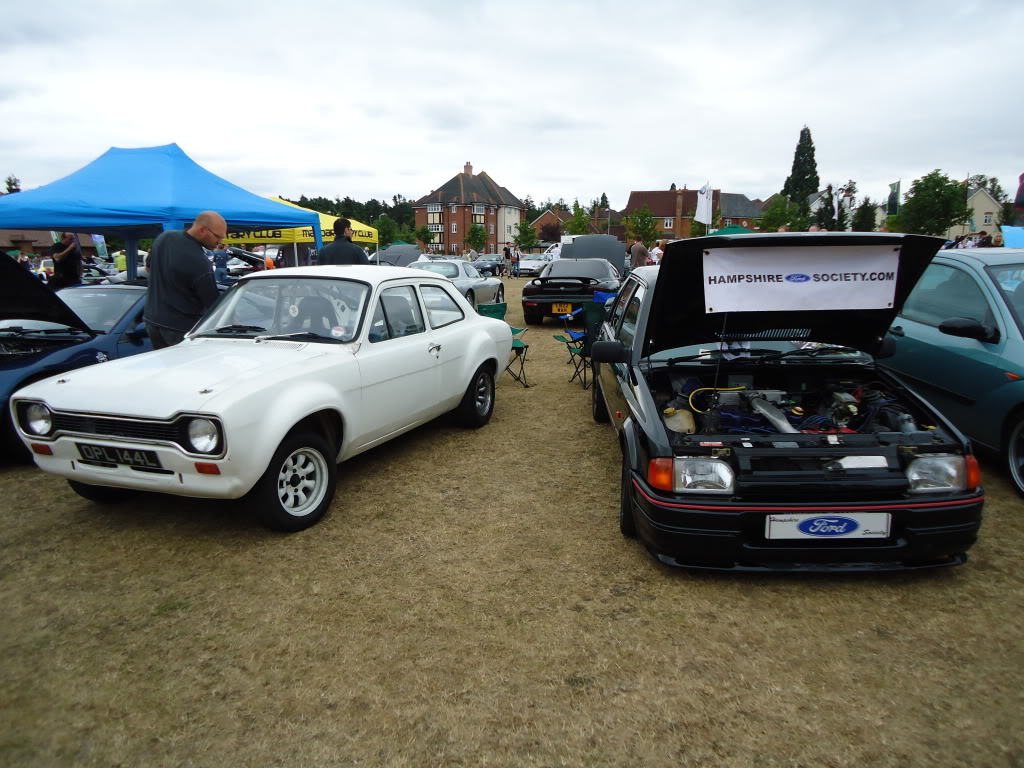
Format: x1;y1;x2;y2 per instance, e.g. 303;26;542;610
711;224;753;235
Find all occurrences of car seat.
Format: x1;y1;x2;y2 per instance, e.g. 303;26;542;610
296;296;338;333
382;294;421;337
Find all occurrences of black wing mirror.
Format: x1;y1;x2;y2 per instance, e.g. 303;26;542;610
127;322;149;340
591;340;630;364
938;317;999;343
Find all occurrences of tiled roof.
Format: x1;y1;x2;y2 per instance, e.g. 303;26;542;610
414;170;525;208
720;193;764;219
531;208;572;226
622;191;683;218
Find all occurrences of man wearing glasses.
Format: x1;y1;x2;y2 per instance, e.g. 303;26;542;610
143;211;223;349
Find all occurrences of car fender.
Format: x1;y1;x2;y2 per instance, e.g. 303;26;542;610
457;322;507;388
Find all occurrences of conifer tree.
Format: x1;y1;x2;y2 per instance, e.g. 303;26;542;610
781;126;820;212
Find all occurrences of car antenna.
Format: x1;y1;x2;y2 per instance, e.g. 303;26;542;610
703;312;729;434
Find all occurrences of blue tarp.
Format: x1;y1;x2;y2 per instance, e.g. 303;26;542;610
0;143;322;247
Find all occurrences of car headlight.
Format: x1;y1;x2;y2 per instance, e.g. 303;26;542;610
187;418;220;454
906;453;966;493
23;403;53;436
675;458;735;494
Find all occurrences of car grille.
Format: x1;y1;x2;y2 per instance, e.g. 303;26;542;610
52;413;183;443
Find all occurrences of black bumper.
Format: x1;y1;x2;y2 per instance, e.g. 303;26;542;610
627;473;983;572
522;296;593;316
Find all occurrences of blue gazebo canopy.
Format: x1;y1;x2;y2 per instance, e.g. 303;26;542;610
0;143;322;246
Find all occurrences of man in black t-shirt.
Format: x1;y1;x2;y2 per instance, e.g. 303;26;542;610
49;232;82;290
317;218;369;266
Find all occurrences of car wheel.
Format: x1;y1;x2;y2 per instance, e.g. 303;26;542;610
466;290;476;311
247;430;337;532
494;285;504;304
619;452;637;538
592;371;610;423
67;479;140;504
524;308;543;325
1005;412;1024;497
454;364;495;428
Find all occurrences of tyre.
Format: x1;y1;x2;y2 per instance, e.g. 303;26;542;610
1005;412;1024;497
524;308;543;325
68;479;140;504
246;430;337;532
466;290;476;311
592;372;610;423
494;285;504;304
619;453;637;538
453;364;495;428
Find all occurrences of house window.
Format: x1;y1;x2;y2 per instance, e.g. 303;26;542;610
724;219;732;226
427;212;441;225
473;214;485;226
473;204;485;215
428;224;442;233
450;243;459;254
507;225;512;234
451;223;457;233
984;213;993;225
450;204;458;213
427;204;441;213
428;242;443;252
490;207;495;215
489;224;494;234
664;218;673;228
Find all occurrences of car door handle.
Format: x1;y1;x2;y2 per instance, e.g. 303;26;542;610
428;343;442;355
888;325;904;337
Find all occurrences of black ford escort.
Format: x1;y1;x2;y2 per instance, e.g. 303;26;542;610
590;232;984;572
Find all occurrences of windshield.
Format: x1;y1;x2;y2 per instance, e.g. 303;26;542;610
410;262;459;278
542;260;612;278
193;276;370;342
986;263;1024;334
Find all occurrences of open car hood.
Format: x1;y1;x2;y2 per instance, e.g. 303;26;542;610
644;232;944;357
0;254;93;333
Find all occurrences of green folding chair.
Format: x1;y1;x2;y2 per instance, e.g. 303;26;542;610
478;303;529;387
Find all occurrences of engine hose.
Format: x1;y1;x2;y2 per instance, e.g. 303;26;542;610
688;386;746;414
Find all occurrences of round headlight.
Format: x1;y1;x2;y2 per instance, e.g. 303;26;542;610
187;418;219;454
25;403;53;435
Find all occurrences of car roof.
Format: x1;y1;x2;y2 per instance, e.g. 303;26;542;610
243;265;450;284
939;247;1024;267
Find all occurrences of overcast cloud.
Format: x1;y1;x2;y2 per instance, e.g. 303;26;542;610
2;0;1021;210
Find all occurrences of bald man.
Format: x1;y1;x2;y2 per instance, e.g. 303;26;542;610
143;211;223;349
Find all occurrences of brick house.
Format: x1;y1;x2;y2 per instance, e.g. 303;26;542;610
413;162;526;255
530;208;572;243
621;188;763;238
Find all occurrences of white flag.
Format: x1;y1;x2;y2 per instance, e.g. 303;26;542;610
695;183;713;226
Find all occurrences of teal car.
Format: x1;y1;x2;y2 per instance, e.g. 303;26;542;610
884;247;1024;495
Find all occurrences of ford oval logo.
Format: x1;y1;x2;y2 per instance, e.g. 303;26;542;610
785;273;811;283
798;516;859;536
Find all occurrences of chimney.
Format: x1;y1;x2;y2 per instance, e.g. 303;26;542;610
464;161;473;175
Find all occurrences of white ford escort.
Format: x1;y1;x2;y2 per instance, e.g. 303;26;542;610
12;266;512;531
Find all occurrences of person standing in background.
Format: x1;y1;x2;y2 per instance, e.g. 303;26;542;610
212;243;231;282
318;218;369;265
49;233;82;290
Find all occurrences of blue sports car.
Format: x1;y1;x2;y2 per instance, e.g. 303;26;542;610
884;247;1024;496
1;255;151;458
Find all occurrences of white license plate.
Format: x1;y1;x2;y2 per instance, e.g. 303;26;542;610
765;512;891;539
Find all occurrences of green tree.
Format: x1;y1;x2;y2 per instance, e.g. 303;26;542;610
814;185;837;230
896;170;970;236
513;219;537;250
758;195;797;232
414;225;434;249
4;174;20;193
623;205;658;245
539;221;562;242
689;208;722;237
1000;202;1020;228
967;174;1007;202
374;214;398;247
669;182;676;191
850;197;877;232
465;223;487;252
599;192;609;209
563;201;593;235
781;126;820;215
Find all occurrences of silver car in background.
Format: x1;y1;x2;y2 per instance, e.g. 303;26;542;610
408;259;504;309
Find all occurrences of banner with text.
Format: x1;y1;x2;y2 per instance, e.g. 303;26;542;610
703;245;900;313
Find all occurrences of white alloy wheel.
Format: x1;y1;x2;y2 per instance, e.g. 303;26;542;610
277;446;330;517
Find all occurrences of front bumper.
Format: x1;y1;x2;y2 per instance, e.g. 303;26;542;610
25;434;252;499
628;474;983;572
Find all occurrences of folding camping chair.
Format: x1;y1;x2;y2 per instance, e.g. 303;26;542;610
575;300;609;390
478;303;530;387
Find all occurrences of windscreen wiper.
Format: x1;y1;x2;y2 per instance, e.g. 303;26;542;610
757;345;860;361
253;331;343;343
213;324;266;333
4;326;92;335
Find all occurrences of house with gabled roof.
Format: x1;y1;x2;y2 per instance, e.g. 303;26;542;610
413;162;526;255
621;187;763;238
946;186;1002;240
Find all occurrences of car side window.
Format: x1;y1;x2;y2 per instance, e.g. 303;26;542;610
901;264;995;328
368;286;426;343
609;279;639;329
464;264;481;279
616;292;643;347
419;285;465;329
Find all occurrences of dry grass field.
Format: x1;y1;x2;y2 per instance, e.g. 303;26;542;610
2;277;1022;768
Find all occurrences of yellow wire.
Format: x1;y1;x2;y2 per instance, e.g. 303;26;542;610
688;386;746;414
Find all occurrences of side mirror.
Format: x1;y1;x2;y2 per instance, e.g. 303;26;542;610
592;340;630;364
128;322;148;340
938;317;999;343
874;335;896;359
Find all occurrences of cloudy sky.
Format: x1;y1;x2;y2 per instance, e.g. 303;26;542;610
2;0;1021;211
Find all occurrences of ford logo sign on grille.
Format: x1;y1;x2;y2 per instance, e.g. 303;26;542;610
785;273;811;283
797;516;860;536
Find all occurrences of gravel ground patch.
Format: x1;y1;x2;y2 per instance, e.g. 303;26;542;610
2;276;1022;767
